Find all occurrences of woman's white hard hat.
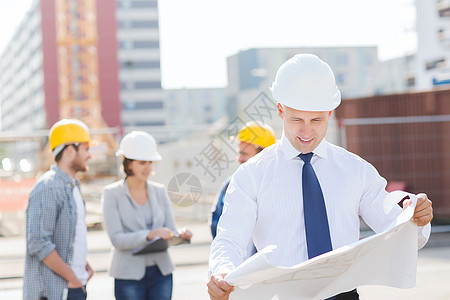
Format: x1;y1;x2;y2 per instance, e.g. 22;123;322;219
116;131;162;161
270;53;341;111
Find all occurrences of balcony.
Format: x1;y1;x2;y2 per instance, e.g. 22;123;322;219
437;0;450;17
438;28;450;47
432;70;450;85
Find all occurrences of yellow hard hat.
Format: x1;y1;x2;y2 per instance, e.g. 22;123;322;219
49;119;90;153
238;121;276;148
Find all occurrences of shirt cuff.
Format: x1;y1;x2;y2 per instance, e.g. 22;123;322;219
37;243;57;261
208;266;234;279
417;223;431;250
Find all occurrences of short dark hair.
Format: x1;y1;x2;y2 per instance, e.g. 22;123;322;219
123;157;134;177
54;144;79;162
255;146;264;154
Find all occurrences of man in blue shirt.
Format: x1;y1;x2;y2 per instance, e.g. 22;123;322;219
24;119;94;300
210;121;276;238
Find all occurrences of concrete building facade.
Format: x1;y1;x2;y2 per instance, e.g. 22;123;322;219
0;0;45;131
163;87;226;140
0;0;123;131
377;55;416;95
116;0;166;135
415;0;450;89
0;0;167;136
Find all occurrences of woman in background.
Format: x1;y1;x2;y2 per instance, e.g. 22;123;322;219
102;131;192;300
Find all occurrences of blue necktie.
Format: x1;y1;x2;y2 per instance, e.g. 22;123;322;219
299;153;332;259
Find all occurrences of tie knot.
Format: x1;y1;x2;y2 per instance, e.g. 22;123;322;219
299;152;313;163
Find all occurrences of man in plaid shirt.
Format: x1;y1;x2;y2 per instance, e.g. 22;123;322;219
24;119;94;300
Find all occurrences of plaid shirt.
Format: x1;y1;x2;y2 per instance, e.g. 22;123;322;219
23;165;83;300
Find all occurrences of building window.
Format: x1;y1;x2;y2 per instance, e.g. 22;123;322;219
336;73;346;85
123;102;136;110
438;28;450;43
119;1;131;8
134;41;159;48
121;41;133;49
119;20;159;29
122;101;163;110
121;82;135;90
437;0;450;17
336;54;349;65
121;61;160;69
121;80;163;90
135;121;165;126
119;20;131;29
119;41;159;49
135;81;161;89
425;58;446;70
118;1;158;9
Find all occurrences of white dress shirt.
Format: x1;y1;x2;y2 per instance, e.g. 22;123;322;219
209;134;431;275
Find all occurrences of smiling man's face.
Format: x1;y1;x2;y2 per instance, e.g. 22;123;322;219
277;103;332;153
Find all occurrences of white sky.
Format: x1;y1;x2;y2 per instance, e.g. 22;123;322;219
0;0;416;89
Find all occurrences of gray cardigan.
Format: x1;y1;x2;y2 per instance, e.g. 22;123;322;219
101;179;177;279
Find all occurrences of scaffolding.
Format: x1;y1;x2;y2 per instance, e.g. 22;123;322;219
55;0;116;153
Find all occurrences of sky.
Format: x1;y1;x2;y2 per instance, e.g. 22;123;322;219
0;0;416;89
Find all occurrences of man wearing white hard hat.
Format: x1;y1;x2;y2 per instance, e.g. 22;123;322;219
102;131;192;300
207;54;433;300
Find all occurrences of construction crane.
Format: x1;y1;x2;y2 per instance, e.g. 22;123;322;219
55;0;117;154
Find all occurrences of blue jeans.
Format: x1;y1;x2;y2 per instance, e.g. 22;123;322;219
115;266;173;300
67;286;87;300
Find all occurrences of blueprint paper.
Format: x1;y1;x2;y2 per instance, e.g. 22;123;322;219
225;191;419;300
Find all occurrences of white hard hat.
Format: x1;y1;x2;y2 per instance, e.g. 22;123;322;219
116;131;162;161
270;54;341;111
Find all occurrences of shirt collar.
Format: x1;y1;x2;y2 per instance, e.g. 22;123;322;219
51;164;79;188
280;132;328;160
122;178;149;199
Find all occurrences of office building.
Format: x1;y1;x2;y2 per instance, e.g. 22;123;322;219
116;0;166;135
0;0;166;136
415;0;450;89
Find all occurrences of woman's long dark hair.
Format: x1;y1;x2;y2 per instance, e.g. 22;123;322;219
123;158;134;177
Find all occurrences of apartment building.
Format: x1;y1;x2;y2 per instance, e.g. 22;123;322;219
415;0;450;89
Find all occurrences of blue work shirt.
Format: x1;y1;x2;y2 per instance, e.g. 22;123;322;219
24;165;81;300
210;179;230;238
